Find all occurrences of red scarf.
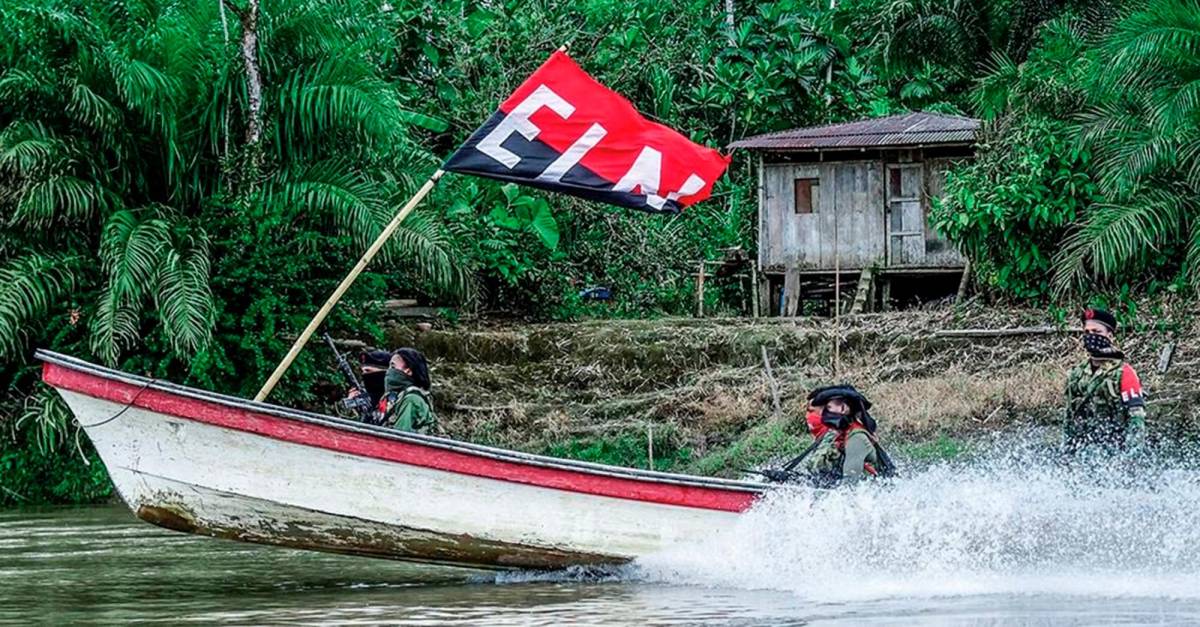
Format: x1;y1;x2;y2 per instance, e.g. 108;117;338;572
806;409;827;440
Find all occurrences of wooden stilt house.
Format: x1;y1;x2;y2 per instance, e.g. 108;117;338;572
729;111;979;314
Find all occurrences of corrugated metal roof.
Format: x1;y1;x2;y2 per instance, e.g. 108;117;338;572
728;112;980;151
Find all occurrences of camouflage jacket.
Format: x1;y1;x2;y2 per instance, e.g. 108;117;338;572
1062;358;1147;453
382;387;437;435
798;428;880;487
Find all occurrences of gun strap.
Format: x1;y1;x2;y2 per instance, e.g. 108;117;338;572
781;435;826;473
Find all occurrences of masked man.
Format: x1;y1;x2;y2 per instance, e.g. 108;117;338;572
1062;308;1147;455
764;385;896;487
352;349;391;408
381;347;436;434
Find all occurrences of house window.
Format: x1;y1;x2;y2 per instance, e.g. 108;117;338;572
794;178;819;214
889;165;920;200
889;168;903;198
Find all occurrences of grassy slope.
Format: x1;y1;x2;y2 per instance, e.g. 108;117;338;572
383;305;1195;475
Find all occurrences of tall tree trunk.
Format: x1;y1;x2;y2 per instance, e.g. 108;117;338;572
223;0;264;190
724;0;736;45
825;0;836;107
239;0;263;153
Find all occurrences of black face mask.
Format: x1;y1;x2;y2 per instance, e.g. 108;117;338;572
1083;333;1122;359
362;370;386;404
821;408;853;431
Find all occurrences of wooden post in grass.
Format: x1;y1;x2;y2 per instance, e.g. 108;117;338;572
750;264;760;318
696;260;706;318
254;170;446;403
647;424;655;470
833;209;841;377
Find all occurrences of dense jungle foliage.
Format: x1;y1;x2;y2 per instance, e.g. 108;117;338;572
2;0;1198;504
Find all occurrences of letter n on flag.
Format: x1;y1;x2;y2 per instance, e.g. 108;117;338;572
443;51;730;213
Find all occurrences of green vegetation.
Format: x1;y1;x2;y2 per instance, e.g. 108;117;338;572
545;429;694;473
3;0;1197;504
893;433;972;463
935;0;1200;297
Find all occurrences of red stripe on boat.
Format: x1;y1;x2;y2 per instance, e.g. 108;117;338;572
43;362;757;513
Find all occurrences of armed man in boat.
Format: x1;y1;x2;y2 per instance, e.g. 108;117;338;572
355;349;391;408
380;347;437;434
761;385;896;487
1061;308;1147;457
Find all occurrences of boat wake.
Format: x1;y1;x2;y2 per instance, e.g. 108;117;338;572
630;435;1200;602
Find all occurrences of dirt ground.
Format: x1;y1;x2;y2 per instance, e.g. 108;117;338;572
380;304;1196;475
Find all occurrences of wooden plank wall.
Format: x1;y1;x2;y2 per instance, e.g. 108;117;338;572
923;158;967;266
760;161;885;271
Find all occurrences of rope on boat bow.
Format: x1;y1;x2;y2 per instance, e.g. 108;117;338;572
76;378;157;430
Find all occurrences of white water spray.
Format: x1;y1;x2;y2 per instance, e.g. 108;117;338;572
634;438;1200;602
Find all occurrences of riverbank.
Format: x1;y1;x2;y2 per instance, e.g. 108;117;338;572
382;304;1194;476
4;305;1192;507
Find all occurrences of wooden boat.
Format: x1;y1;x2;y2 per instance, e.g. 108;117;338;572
39;350;768;570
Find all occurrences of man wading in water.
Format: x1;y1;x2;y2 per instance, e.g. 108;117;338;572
1062;308;1147;456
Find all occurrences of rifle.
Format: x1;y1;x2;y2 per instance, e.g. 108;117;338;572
322;332;378;425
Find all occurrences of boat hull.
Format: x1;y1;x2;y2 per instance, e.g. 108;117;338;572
42;353;765;569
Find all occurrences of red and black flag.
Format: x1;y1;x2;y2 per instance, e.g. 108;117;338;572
443;51;730;213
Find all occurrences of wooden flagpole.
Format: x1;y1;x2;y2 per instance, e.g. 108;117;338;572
256;44;571;402
254;169;446;402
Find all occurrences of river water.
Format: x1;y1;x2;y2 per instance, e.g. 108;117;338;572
4;448;1200;625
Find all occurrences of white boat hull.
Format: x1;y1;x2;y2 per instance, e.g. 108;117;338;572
42;352;765;569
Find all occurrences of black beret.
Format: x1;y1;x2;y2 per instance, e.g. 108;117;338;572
360;349;391;369
1082;308;1117;331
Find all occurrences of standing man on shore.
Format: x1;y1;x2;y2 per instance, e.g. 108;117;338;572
1062;308;1147;456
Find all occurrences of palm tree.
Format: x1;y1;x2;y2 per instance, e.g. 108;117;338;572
1052;0;1200;291
859;0;1099;105
0;0;466;369
0;0;468;447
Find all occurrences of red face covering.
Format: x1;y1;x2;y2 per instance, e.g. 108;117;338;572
806;409;827;440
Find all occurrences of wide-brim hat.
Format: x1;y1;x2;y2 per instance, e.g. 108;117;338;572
807;384;872;412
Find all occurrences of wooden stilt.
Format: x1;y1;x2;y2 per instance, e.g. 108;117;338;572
783;262;800;317
955;258;972;305
750;265;760;318
759;273;772;317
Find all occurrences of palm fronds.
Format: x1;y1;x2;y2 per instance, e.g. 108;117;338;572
155;233;214;358
1053;188;1193;292
16;389;75;455
1059;0;1200;289
1;0;456;374
0;253;80;361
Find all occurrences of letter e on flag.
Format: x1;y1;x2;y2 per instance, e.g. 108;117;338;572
443;51;730;213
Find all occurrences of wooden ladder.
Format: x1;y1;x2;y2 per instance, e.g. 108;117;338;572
850;266;875;314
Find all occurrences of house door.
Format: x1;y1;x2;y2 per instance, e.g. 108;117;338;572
886;163;924;265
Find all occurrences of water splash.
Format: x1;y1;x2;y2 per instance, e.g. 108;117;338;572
634;436;1200;602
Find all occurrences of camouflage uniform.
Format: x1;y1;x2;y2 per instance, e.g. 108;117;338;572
798;427;881;487
382;387;436;434
1062;358;1147;454
380;369;437;435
